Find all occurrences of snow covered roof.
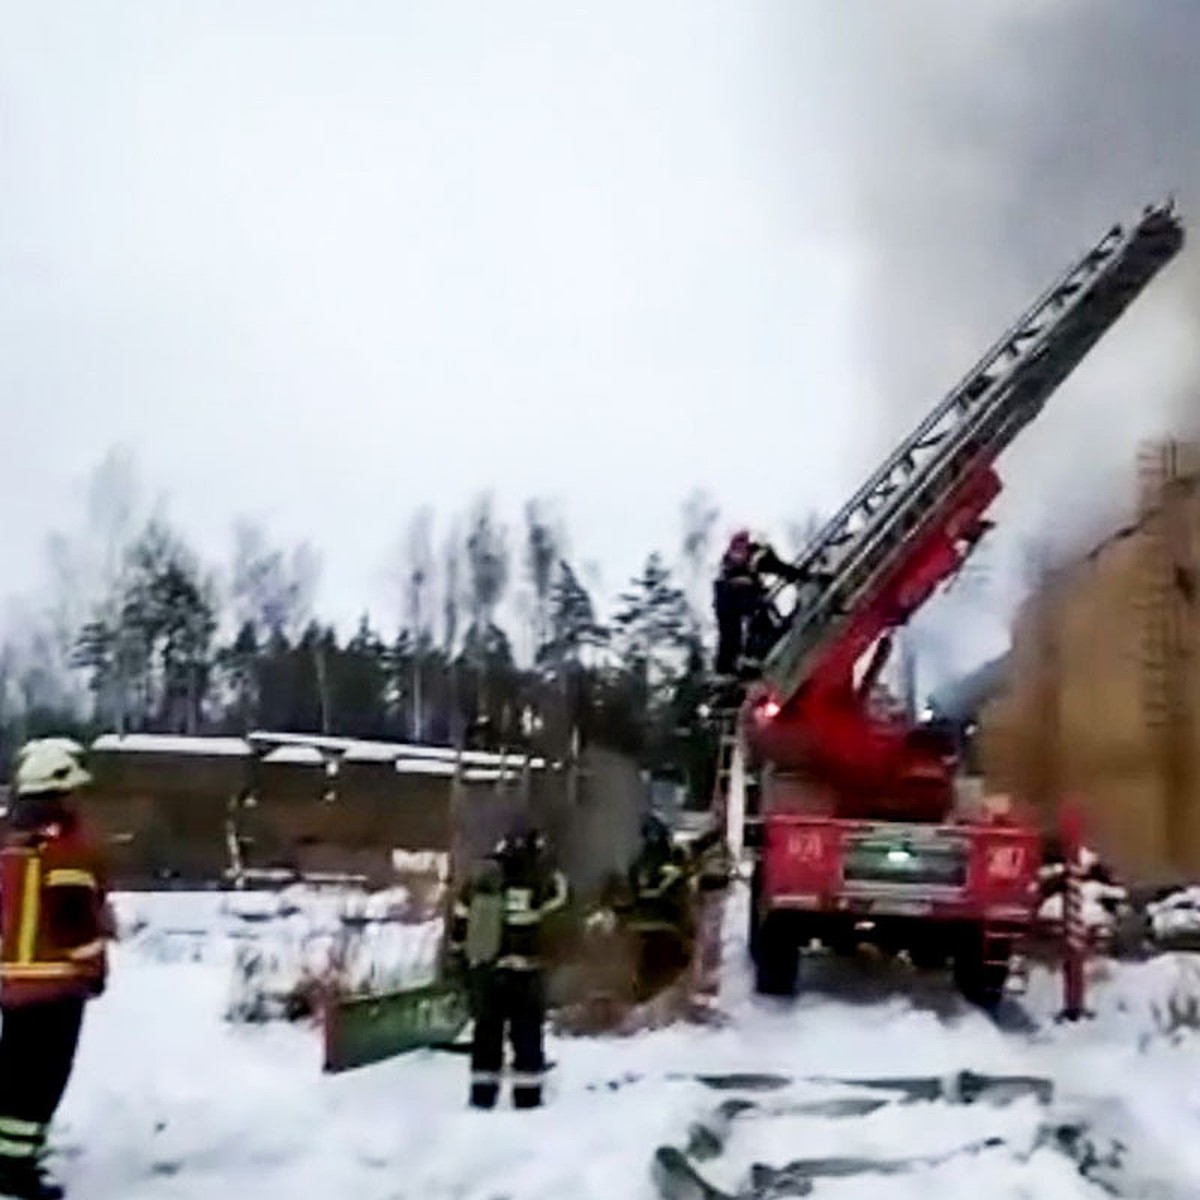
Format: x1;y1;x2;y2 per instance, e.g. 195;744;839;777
91;734;250;758
396;759;457;777
260;745;325;766
246;730;547;770
89;731;550;775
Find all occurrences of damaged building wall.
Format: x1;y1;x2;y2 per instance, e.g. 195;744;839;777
978;439;1200;884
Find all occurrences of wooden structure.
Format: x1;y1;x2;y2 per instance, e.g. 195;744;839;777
978;439;1200;883
78;731;649;894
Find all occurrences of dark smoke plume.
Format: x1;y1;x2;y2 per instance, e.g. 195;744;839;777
772;3;1200;683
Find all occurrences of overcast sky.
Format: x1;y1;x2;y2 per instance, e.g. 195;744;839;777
2;2;1198;676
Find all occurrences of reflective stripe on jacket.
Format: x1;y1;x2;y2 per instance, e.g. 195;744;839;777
0;824;111;1007
450;864;568;971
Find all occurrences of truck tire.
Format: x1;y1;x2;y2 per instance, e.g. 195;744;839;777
754;914;800;997
909;941;948;971
952;936;1009;1010
748;864;762;964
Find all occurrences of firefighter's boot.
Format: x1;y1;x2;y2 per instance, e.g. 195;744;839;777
511;1079;542;1110
0;1159;65;1200
469;1076;499;1110
0;1119;64;1200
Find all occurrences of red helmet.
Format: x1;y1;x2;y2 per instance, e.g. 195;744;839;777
725;529;752;565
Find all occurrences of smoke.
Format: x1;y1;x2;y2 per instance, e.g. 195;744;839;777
771;3;1200;686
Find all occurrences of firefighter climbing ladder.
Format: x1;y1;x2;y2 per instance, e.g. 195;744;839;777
763;202;1185;709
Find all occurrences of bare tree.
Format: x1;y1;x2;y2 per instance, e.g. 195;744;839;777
524;499;559;659
679;488;719;634
229;520;320;642
440;523;463;744
464;495;510;712
465;495;509;633
441;522;462;658
405;506;435;739
35;446;146;718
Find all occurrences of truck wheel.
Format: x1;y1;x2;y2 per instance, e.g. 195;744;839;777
826;932;858;959
754;914;800;997
909;942;948;971
952;938;1009;1010
748;861;762;963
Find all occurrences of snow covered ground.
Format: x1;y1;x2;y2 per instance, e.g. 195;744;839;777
36;886;1200;1198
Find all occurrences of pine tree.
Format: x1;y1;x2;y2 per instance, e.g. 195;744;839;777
333;615;389;738
612;553;693;768
524;500;559;659
215;621;260;733
74;519;216;733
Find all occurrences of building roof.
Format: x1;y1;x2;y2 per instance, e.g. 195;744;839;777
89;731;549;774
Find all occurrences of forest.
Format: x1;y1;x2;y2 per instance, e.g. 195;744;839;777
0;450;736;794
1;444;1008;798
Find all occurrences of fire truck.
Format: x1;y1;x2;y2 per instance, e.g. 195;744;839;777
718;201;1185;1007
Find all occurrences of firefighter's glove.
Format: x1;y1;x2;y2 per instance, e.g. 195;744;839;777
585;907;618;936
67;939;106;962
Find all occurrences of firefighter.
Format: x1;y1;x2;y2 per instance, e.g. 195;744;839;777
447;822;568;1110
622;815;693;997
0;739;116;1200
712;530;807;679
628;816;690;928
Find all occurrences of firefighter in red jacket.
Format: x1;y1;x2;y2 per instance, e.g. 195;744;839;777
0;739;115;1200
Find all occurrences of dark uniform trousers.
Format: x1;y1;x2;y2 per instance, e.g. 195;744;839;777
713;541;806;675
0;999;85;1165
469;966;546;1110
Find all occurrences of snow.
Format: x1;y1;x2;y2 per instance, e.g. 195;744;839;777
37;885;1200;1198
90;733;250;757
395;758;457;777
261;744;325;765
89;731;553;774
1148;888;1200;945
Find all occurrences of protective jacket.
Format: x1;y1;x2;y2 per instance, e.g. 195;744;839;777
626;845;691;933
688;827;734;893
0;804;113;1008
449;853;569;972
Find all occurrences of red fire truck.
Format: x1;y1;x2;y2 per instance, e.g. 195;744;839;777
720;201;1184;1007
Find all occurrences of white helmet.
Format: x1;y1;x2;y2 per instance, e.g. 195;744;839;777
13;738;92;796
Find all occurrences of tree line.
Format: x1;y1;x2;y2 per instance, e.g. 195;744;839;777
0;450;729;796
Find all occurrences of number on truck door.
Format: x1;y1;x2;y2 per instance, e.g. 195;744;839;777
788;830;824;864
986;844;1025;880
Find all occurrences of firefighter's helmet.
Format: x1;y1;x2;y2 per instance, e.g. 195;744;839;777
13;738;93;796
728;528;751;551
495;815;545;862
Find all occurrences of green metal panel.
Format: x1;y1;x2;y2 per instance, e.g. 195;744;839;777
322;980;470;1073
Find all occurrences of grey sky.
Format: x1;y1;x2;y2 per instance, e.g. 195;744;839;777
2;3;1197;673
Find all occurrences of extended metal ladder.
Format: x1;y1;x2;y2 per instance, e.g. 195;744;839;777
709;711;750;865
763;202;1184;709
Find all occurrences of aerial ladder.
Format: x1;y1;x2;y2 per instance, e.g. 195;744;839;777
717;200;1184;1004
745;201;1185;802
